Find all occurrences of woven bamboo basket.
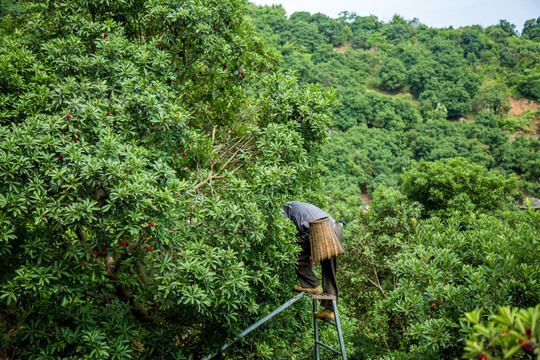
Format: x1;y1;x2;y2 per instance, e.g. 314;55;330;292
309;216;344;262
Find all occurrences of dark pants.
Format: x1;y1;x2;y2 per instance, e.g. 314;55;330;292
296;222;343;310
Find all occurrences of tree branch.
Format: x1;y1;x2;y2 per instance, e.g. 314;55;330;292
85;291;118;301
367;267;386;297
135;262;151;285
75;227;88;243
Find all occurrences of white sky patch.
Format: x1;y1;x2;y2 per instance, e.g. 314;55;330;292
249;0;540;31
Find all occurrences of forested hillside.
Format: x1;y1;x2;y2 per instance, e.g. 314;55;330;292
248;6;540;206
0;1;539;359
247;5;540;360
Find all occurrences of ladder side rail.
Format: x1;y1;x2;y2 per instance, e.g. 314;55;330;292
203;292;306;360
313;298;321;360
333;299;348;360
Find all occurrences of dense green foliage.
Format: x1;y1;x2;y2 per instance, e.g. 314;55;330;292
402;157;518;217
1;1;539;359
0;1;337;358
463;305;540;359
335;189;539;360
248;5;540;360
248;5;540;200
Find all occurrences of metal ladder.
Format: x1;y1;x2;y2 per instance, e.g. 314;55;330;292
203;292;347;359
309;293;347;360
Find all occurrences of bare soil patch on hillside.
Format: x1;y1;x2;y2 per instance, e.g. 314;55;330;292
333;45;348;53
360;192;372;204
508;97;539;116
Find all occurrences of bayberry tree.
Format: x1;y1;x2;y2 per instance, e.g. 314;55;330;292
402;157;519;218
0;0;336;358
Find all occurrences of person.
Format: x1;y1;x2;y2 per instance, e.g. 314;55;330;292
283;201;344;321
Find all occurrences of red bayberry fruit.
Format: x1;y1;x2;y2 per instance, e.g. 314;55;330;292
103;33;108;37
55;194;59;197
66;204;70;207
150;222;156;226
102;246;106;250
73;137;78;141
66;114;71;119
525;328;531;337
104;267;108;271
145;19;150;22
106;112;111;116
477;353;488;360
143;238;147;242
101;251;105;256
93;249;98;255
522;342;536;354
182;152;187;156
146;246;150;252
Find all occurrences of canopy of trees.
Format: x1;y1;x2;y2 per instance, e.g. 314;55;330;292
0;1;336;358
247;4;540;201
248;5;540;360
1;1;539;359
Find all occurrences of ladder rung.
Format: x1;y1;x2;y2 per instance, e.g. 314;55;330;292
306;292;336;300
316;318;337;326
316;341;343;356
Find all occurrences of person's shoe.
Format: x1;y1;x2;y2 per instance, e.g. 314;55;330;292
313;308;335;321
293;285;322;295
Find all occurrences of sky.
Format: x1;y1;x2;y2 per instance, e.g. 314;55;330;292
249;0;540;32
